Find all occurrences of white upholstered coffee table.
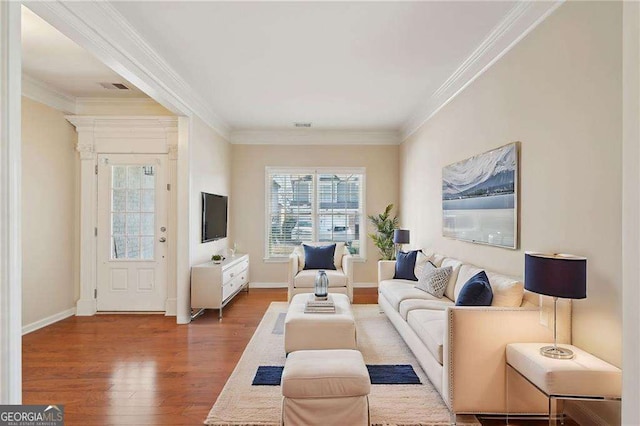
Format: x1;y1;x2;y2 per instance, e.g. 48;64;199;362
284;293;357;354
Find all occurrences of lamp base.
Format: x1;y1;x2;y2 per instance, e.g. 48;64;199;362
540;345;575;360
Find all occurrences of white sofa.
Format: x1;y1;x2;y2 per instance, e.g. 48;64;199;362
378;252;572;417
288;242;353;302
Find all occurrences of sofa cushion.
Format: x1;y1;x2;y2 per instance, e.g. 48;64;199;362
294;269;347;288
431;254;445;267
399;298;454;320
454;264;524;307
379;280;445;311
486;271;524;307
295;242;346;271
303;244;336;270
394;250;419;281
414;251;431;278
456;271;493;306
441;258;463;301
415;262;452;298
407;309;445;365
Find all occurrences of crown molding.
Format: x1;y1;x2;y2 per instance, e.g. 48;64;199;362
25;1;231;139
22;74;77;113
65;115;178;131
401;0;564;141
230;129;400;145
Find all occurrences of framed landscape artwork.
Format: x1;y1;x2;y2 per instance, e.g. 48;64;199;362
442;142;519;249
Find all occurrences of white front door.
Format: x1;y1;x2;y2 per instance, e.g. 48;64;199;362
97;154;168;311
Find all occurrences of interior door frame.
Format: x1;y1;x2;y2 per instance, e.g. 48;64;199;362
96;153;169;312
65;116;179;317
0;0;22;404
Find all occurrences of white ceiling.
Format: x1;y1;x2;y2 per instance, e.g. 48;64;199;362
21;6;147;98
107;1;515;131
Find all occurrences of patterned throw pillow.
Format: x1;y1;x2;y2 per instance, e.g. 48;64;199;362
415;261;452;298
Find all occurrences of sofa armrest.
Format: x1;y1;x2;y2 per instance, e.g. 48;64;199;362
378;260;396;283
343;253;354;302
287;254;298;300
444;307;555;414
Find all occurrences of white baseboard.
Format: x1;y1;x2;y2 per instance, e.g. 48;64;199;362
76;298;96;316
164;298;177;316
22;307;76;335
249;282;287;289
353;282;377;288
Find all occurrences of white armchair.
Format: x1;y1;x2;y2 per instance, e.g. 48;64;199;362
287;242;354;302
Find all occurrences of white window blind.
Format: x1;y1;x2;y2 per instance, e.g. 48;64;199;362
265;168;365;260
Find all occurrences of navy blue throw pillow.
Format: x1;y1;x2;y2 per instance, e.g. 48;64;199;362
456;271;493;306
394;250;419;281
303;244;336;270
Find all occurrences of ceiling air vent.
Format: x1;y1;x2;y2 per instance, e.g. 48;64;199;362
99;82;130;90
294;122;312;128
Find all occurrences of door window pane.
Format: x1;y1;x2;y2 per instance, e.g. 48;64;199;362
111;165;156;260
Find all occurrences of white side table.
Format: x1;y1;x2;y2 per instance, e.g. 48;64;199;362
506;343;621;425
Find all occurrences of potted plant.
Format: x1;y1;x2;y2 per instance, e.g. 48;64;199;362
368;203;399;260
211;254;224;264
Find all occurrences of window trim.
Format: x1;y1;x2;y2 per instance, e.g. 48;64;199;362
264;166;366;262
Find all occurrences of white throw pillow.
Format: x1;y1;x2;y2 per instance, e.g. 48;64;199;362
415;262;453;298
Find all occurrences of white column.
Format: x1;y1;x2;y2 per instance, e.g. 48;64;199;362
623;2;640;424
176;116;191;324
0;1;22;404
75;136;98;316
165;139;178;316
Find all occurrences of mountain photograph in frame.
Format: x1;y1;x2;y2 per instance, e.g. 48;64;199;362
442;142;519;249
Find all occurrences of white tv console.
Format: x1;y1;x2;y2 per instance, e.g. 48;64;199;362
190;253;250;320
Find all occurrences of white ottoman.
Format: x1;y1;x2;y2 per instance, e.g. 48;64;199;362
281;349;371;426
284;293;356;354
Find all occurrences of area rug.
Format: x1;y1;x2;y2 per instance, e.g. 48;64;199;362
252;364;421;386
205;302;480;426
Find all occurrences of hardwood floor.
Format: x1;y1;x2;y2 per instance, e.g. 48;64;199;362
23;288;565;425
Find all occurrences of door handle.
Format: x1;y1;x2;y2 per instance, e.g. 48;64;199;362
159;237;166;243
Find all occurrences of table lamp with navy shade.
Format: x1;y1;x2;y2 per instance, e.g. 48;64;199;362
393;229;410;256
524;252;587;360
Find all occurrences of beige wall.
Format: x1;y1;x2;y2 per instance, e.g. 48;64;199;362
231;144;399;284
21;97;79;326
190;116;232;265
400;1;622;368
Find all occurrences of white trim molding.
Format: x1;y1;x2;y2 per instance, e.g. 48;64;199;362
622;1;640;424
0;0;22;404
353;282;377;288
66;115;180;317
231;129;400;145
249;282;288;289
22;74;76;113
22;308;76;335
25;1;230;139
401;0;564;140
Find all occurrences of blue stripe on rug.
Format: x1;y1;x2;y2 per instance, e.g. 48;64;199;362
252;364;421;386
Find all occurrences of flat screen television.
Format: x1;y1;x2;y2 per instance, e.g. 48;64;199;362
202;192;228;243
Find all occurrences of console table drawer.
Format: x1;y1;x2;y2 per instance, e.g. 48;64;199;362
223;273;248;301
223;260;249;284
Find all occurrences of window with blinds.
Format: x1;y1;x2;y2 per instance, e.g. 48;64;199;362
265;168;365;260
